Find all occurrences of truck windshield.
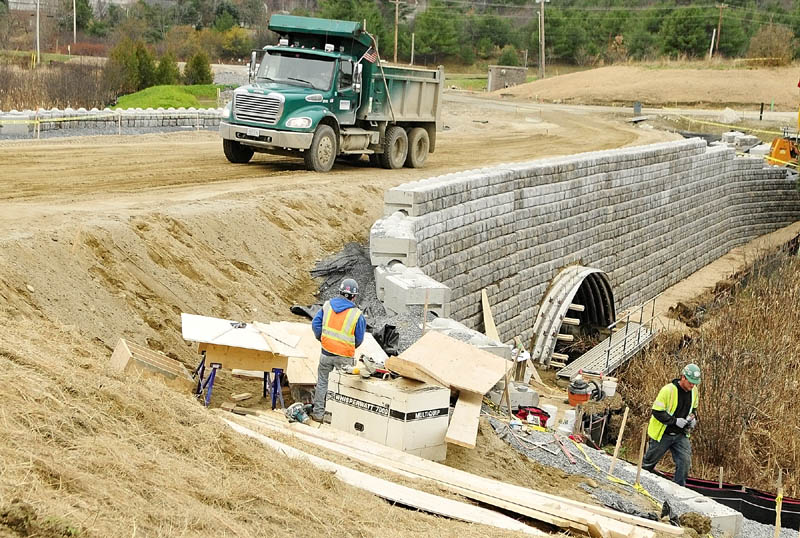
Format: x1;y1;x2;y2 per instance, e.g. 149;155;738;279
256;51;335;91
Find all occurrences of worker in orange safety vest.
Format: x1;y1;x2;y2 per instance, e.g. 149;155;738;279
310;278;366;422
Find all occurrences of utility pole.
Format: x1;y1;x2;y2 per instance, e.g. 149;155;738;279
536;0;549;79
35;0;40;66
410;32;415;65
73;0;77;44
715;3;727;56
391;0;404;63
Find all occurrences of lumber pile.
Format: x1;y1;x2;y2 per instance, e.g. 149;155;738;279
220;408;681;538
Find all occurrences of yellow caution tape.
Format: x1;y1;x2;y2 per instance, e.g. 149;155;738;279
676;114;783;137
569;438;661;508
0;111;212;125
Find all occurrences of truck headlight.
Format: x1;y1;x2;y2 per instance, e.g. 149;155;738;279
286;117;312;129
222;100;232;117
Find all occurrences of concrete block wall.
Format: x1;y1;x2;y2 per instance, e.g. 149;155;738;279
0;107;223;136
371;139;800;344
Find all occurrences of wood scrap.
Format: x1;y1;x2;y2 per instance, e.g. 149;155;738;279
109;338;194;391
224;418;547;536
481;289;500;341
231;392;252;402
445;391;482;449
398;330;512;394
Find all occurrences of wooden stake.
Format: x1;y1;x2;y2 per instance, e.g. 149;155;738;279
774;469;783;538
718;466;723;489
421;289;429;335
635;426;648;486
608;407;629;476
502;364;514;420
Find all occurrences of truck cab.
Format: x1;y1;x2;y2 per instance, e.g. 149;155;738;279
219;15;443;172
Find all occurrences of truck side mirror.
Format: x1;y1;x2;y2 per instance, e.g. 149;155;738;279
249;50;258;83
353;62;363;92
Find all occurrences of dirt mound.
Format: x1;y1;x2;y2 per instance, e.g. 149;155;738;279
495;64;800;110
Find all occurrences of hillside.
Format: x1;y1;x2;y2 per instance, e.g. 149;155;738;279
495;64;800;110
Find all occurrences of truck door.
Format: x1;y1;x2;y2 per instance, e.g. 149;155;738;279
334;60;358;126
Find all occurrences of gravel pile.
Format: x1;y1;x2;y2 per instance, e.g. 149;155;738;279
308;242;426;352
487;416;794;538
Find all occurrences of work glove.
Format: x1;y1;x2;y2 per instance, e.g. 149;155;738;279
674;417;688;428
687;416;697;429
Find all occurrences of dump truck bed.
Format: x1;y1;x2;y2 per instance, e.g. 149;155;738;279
360;65;443;125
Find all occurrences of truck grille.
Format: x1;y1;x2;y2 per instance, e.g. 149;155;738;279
234;93;283;125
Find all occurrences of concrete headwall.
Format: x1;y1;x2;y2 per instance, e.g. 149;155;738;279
370;138;800;344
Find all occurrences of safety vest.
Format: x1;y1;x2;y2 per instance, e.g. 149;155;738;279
648;382;699;442
320;300;361;357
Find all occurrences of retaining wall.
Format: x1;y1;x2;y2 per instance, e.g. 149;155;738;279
0;107;223;136
370;138;800;345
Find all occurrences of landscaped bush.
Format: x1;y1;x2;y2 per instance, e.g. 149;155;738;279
155;52;180;85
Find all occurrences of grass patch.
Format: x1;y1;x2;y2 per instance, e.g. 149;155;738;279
0;50;71;64
113;84;233;109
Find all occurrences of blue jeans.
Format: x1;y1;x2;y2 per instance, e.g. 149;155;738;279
311;353;352;419
642;433;692;486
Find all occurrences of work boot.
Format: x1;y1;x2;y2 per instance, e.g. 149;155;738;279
309;414;324;424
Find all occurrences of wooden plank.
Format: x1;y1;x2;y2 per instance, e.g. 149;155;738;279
231;392;252;402
481;289;500;341
445;391;482;448
400;330;511;394
198;343;289;372
223;418;547;536
385;355;443;386
238;412;670;537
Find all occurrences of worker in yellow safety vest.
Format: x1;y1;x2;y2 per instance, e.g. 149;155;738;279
641;363;701;487
310;278;366;423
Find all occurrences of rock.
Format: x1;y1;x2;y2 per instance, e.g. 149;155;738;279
26;284;34;293
718;107;741;124
584;478;598;488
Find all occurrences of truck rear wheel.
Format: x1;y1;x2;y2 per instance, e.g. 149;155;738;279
404;128;429;168
223;139;254;164
304;125;337;172
379;126;408;169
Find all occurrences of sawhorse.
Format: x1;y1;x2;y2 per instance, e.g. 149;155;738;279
263;368;285;410
193;352;222;407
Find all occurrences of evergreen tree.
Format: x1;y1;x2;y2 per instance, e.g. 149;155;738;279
155;52;181;85
105;38;140;95
184;50;213;85
414;0;460;62
135;41;157;90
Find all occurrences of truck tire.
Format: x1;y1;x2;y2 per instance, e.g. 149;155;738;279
223;139;254;164
379;125;408;169
304;125;337;172
404;127;429;168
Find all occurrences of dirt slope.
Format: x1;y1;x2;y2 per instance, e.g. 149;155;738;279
0;86;714;537
497;64;800;110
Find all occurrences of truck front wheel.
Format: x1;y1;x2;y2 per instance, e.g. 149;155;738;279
304;125;337;172
223;139;254;164
405;128;429;168
379;126;408;169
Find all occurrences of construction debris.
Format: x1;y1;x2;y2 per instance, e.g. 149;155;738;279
109;338;193;391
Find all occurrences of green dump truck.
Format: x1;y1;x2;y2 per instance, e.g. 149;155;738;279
219;14;443;172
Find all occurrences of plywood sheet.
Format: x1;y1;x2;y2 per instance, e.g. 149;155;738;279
445;391;482;449
385;355;444;386
198;343;289;371
400;330;511;395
